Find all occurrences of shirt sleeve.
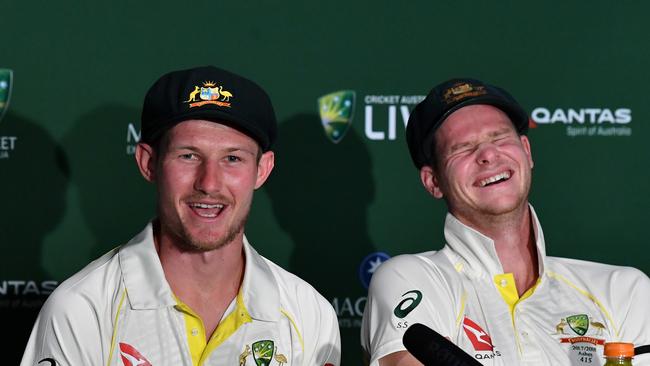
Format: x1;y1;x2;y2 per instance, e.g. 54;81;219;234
613;267;650;366
360;254;459;366
20;288;105;366
295;284;341;366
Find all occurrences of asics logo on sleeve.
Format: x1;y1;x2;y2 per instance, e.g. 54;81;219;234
119;343;152;366
393;290;423;318
38;358;57;366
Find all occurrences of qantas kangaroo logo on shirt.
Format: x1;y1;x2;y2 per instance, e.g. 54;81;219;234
462;317;494;351
119;343;152;366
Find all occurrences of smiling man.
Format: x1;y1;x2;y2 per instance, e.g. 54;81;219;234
361;78;650;365
21;66;340;366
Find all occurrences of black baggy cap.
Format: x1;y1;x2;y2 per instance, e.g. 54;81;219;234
406;78;528;168
141;65;277;151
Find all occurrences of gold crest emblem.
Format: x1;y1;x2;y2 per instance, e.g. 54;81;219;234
185;81;233;108
442;82;487;105
450;83;473;95
238;341;288;366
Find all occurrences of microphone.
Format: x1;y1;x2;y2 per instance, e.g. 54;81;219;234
403;323;482;366
636;345;650;356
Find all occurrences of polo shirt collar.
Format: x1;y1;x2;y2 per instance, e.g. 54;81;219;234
119;223;281;321
240;236;281;322
119;223;175;309
442;204;547;278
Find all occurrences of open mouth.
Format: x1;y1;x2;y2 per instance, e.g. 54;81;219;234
188;202;226;218
478;171;511;187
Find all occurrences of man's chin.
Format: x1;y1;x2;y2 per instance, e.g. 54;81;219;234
184;239;230;252
162;210;250;252
179;231;235;252
178;221;245;252
479;199;527;216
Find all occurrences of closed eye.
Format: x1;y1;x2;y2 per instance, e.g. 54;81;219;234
449;144;475;157
489;128;517;142
493;134;517;145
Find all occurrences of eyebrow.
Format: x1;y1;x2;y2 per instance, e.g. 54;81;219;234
170;145;199;152
223;147;257;156
170;145;257;156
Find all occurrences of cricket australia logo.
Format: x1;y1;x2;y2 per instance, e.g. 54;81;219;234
0;69;12;122
185;81;233;108
566;314;589;336
239;340;288;366
317;90;355;143
555;314;607;346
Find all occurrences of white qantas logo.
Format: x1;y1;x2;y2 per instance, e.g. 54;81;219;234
462;317;494;351
463;323;491;347
118;342;152;366
120;352;147;366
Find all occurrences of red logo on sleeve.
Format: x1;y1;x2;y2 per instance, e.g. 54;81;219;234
119;343;153;366
462;317;494;351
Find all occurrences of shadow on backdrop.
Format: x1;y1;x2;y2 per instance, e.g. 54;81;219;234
62;104;155;259
264;113;376;365
0;112;69;364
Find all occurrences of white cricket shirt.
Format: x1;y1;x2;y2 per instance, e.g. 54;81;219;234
21;223;341;366
361;206;650;366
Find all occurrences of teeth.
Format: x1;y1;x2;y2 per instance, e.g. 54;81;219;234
480;171;510;187
190;203;224;218
190;203;224;209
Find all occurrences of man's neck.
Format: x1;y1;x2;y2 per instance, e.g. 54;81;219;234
154;227;246;338
456;205;539;296
493;217;538;297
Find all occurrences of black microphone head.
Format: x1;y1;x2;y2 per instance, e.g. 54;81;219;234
403;323;481;366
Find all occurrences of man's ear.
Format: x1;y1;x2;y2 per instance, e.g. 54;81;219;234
420;165;444;199
254;151;275;189
135;143;157;182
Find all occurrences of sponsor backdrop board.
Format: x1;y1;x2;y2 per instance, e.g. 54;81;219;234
1;1;648;365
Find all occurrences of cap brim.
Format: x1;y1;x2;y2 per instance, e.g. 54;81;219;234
439;95;528;133
149;109;270;151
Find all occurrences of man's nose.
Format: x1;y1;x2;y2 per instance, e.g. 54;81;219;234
194;162;223;194
475;143;498;165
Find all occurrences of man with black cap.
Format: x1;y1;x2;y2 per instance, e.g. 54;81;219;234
21;66;341;366
361;78;650;365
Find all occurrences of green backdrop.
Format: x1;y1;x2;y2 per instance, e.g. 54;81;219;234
1;1;649;365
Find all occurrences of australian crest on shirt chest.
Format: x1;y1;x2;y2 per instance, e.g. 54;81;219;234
237;339;291;366
553;313;608;365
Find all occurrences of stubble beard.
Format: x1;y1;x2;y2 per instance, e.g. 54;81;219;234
180;214;248;252
446;177;532;228
165;202;251;253
469;182;532;226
